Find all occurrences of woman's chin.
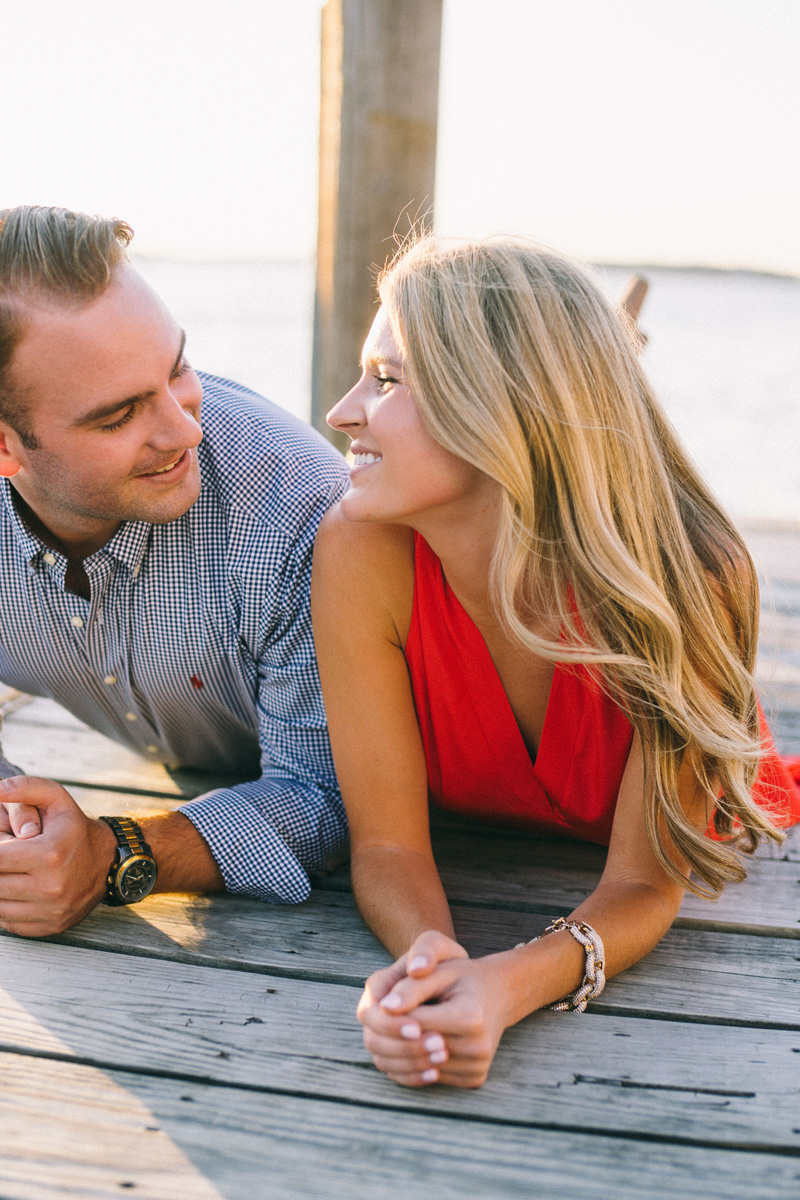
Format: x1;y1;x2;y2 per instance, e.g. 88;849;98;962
340;489;380;523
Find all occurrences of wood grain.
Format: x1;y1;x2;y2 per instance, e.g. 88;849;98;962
4;1051;800;1200
32;777;799;939
1;939;799;1151
427;830;800;938
12;889;799;1026
1;702;247;799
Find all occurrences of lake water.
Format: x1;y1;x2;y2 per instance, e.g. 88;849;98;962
132;257;800;527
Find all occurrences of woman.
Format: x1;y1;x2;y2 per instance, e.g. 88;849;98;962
311;236;800;1089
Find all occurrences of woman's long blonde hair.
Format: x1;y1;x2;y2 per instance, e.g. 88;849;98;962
379;235;784;896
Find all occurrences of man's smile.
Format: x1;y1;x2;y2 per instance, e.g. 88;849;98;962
136;448;193;481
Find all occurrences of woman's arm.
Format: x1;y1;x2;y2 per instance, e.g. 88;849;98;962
360;732;709;1088
314;508;711;1088
311;508;457;952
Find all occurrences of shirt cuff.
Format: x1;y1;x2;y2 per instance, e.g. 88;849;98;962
177;778;347;903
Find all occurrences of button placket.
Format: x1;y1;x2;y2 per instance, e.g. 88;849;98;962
104;565;156;744
87;561;130;725
66;599;89;636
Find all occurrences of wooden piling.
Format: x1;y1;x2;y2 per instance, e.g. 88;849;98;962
312;0;443;448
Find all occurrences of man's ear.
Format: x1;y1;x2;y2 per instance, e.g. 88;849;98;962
0;424;24;479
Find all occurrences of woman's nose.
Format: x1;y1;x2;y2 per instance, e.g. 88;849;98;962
326;380;365;433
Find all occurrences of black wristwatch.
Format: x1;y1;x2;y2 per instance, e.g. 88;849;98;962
99;816;158;906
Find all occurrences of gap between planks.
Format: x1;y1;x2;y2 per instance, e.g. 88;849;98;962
29;780;800;939
2;939;799;1154
5;1051;800;1200
2;1042;799;1161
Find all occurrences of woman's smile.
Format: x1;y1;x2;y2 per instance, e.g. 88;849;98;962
350;449;383;470
327;308;486;525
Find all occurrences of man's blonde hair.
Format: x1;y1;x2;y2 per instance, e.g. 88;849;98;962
379;234;783;896
0;206;133;446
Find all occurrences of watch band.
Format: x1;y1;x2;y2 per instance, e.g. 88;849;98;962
100;814;152;855
99;815;158;906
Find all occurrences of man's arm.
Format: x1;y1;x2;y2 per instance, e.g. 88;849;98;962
0;777;225;936
176;536;348;903
0;527;346;935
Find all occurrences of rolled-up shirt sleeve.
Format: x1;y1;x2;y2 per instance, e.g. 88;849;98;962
177;536;347;903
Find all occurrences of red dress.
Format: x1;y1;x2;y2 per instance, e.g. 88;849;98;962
405;533;800;843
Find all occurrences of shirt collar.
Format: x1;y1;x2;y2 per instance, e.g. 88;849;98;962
1;479;41;562
99;519;152;575
1;478;152;575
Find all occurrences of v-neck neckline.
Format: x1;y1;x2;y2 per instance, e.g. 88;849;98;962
438;561;560;780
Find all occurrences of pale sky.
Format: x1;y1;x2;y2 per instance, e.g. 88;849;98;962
3;0;799;273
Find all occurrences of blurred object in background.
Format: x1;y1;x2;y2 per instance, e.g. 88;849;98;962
133;256;800;529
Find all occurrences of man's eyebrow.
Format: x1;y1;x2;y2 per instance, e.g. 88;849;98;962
73;331;188;427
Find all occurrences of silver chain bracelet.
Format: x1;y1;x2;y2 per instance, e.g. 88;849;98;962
515;917;606;1013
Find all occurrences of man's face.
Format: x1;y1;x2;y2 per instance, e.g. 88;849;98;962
3;264;203;553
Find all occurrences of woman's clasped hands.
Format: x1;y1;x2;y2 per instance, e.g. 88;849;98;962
357;930;513;1089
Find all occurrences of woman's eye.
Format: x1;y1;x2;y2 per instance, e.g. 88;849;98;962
373;374;397;394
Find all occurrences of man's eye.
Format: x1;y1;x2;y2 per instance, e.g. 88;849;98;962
172;357;191;380
101;406;135;432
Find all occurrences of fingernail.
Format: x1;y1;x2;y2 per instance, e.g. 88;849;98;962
421;1068;438;1083
400;1023;421;1040
429;1050;448;1065
423;1034;444;1052
408;955;428;971
19;822;39;837
380;993;402;1010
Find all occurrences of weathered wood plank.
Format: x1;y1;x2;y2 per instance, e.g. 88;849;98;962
750;523;800;755
4;1051;799;1200
5;699;798;928
14;888;800;1027
0;1051;225;1200
1;700;244;799
755;822;800;862
312;0;443;448
1;939;799;1151
426;829;800;938
44;782;800;939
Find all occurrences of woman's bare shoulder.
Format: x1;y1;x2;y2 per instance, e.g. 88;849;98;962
313;505;415;642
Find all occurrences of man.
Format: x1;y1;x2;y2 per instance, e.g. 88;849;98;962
0;205;349;937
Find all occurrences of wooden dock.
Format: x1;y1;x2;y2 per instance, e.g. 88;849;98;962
1;524;798;1199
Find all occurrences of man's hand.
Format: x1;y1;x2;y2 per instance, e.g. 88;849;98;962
0;776;116;937
0;780;42;841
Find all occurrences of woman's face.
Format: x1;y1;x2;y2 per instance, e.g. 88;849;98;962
327;307;489;526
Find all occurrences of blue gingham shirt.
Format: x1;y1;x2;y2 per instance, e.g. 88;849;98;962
0;374;349;902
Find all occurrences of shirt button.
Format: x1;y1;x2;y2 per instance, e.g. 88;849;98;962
103;674;117;685
43;553;56;565
146;744;159;754
70;616;84;628
132;564;141;578
125;712;138;722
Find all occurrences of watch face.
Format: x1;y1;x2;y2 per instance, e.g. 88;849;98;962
117;855;158;902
